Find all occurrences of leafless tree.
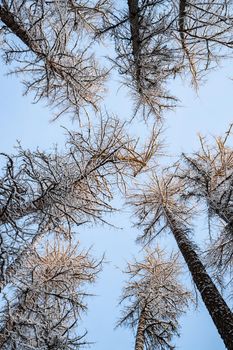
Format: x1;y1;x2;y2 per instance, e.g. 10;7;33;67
1;2;233;348
100;0;179;120
0;116;160;292
0;239;101;349
99;0;233;119
176;0;233;84
129;170;233;349
117;248;190;350
0;0;112;119
1;1;233;121
180;125;233;285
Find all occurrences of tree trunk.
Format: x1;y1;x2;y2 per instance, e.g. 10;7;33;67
127;0;140;59
165;210;233;350
135;308;146;350
127;0;141;90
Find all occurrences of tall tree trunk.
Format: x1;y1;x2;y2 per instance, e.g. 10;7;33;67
127;0;141;91
127;0;140;59
165;210;233;350
178;0;197;84
135;308;146;350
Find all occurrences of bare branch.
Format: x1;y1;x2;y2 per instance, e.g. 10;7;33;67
0;1;111;119
100;1;233;118
0;116;161;290
0;239;101;349
117;247;190;350
180;125;233;283
129;169;233;349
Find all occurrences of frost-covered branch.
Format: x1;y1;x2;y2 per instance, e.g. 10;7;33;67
129;170;233;349
0;0;111;119
0;116;161;290
117;248;190;350
180;125;233;282
100;1;233;119
0;239;101;349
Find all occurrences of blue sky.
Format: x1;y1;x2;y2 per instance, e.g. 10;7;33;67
0;58;232;349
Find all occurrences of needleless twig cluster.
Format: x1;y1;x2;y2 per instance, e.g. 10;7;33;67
0;240;101;349
118;248;190;350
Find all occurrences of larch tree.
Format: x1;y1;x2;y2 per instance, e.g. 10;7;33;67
0;0;112;119
0;1;233;349
117;248;190;350
129;169;233;349
180;126;233;289
1;1;233;121
0;116;159;345
0;116;158;285
0;239;101;349
101;0;233;118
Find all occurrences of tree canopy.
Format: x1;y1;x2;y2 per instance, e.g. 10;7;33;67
0;1;233;349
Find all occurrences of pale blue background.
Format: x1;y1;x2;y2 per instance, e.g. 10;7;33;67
0;59;232;349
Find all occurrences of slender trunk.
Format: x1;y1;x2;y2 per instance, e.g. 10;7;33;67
127;0;141;91
127;0;140;59
135;308;146;350
165;210;233;350
178;0;197;84
0;3;81;94
179;0;187;41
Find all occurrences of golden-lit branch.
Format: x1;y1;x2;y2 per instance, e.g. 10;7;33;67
0;1;110;119
181;125;233;279
129;170;233;349
0;116;161;291
0;240;101;349
101;1;233;119
118;248;190;350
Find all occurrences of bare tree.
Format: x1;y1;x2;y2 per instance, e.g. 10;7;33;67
99;0;233;118
0;0;112;119
0;116;158;347
117;248;190;350
0;116;160;292
0;239;101;349
176;0;233;83
1;1;233;121
101;0;179;119
180;126;233;284
1;1;233;348
129;171;233;349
